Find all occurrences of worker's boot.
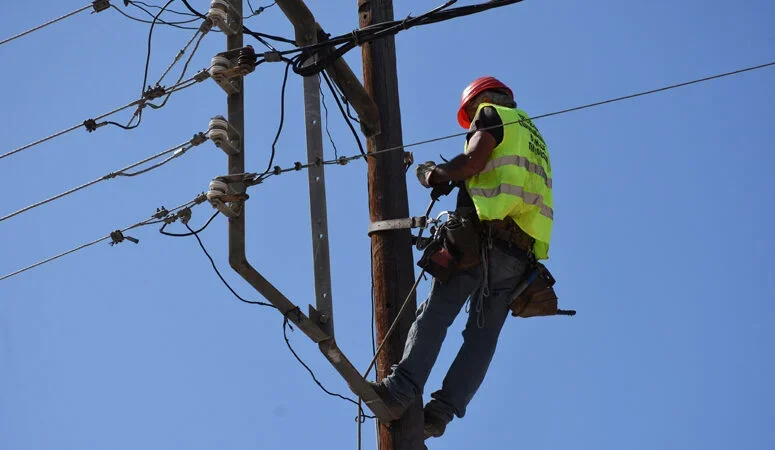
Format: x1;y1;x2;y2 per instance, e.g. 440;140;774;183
423;407;449;440
368;381;406;420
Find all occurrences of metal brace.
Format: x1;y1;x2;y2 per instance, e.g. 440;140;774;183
368;216;429;236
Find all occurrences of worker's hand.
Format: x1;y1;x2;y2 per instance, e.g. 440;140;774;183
415;161;437;189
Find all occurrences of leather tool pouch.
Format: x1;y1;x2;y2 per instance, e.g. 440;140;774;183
417;213;481;283
509;262;561;318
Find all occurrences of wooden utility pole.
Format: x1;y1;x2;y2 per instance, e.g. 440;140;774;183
359;0;424;448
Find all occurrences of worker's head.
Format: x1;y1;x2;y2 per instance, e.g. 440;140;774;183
457;76;515;129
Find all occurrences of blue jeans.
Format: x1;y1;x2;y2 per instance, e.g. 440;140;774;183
382;243;529;423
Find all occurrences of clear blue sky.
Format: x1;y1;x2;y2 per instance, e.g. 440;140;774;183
2;1;774;449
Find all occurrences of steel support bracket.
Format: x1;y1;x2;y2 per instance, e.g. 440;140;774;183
368;216;428;236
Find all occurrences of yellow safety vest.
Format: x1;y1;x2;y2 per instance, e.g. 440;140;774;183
464;103;554;259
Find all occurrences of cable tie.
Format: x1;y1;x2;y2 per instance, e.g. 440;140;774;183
294;162;303;171
273;166;282;175
153;207;170;219
263;51;282;62
103;172;118;180
109;230;139;246
92;0;110;13
350;29;362;46
338;156;348;166
190;132;208;146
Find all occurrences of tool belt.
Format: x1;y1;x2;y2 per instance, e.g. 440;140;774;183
417;212;481;283
483;218;535;254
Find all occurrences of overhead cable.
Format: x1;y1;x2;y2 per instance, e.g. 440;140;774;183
179;0;295;46
0;2;108;47
111;4;200;30
141;0;178;94
157;27;208;85
0;133;207;224
1;70;210;161
269;0;526;77
128;0;198;17
0;193;209;282
164;220;276;308
250;58;775;183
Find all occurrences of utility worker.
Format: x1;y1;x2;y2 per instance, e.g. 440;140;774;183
370;76;554;440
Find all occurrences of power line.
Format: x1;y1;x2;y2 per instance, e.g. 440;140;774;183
1;70;209;162
246;1;276;18
0;2;100;47
111;4;200;30
0;194;209;282
129;0;198;17
172;220;276;308
141;0;177;94
260;61;291;177
264;0;526;77
318;78;339;159
282;309;366;409
179;0;295;46
156;26;209;87
252;58;775;182
0;133;207;224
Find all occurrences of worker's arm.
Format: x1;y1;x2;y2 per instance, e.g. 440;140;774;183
429;130;497;184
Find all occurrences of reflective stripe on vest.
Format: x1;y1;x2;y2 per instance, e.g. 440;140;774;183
464;103;554;259
480;155;553;189
467;184;554;219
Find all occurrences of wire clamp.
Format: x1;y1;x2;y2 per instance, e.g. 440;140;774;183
178;207;192;225
92;0;110;13
109;230;139;246
143;85;167;101
207;116;241;155
190;132;208;147
153;207;170;220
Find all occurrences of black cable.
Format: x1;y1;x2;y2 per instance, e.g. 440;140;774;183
318;76;339;159
179;0;207;19
282;310;367;409
320;71;366;160
160;211;218;237
246;0;275;17
130;1;198;16
141;0;175;95
179;0;294;45
260;61;291;178
181;222;276;308
111;5;199;29
271;0;524;77
125;1;201;29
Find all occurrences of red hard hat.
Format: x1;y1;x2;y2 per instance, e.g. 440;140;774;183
457;76;513;129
